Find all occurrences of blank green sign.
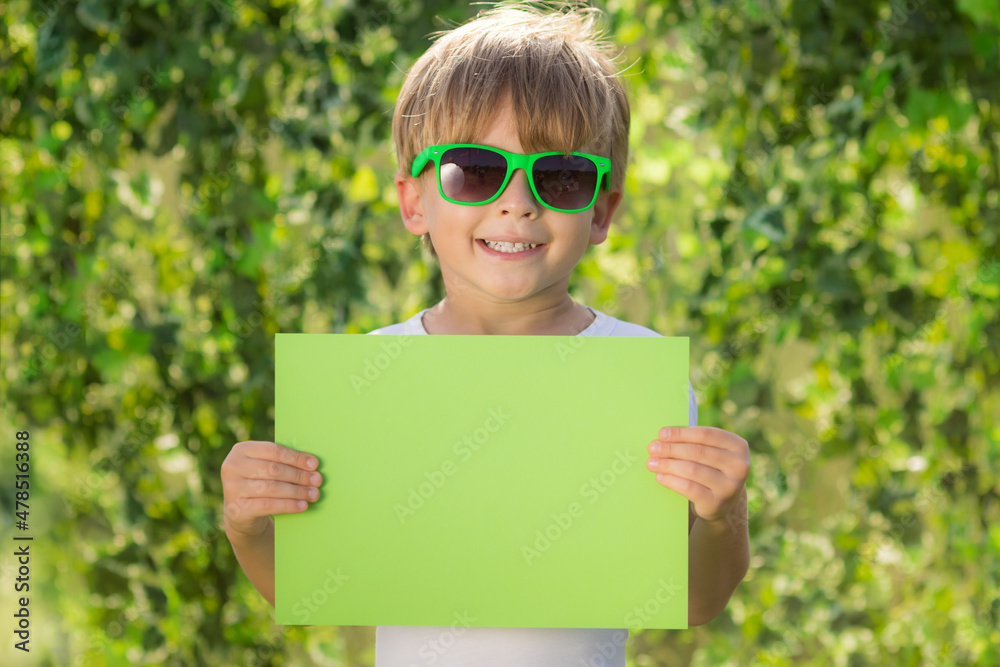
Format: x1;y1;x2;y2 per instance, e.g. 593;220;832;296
275;333;690;629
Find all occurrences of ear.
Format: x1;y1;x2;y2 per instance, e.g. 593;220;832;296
588;190;623;245
395;169;428;236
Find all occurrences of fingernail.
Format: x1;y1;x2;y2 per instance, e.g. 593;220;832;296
660;428;672;440
310;473;321;485
650;443;662;455
307;457;318;469
308;488;319;501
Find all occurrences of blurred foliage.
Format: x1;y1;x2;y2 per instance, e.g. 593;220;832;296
1;0;998;665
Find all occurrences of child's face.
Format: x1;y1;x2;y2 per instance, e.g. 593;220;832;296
396;102;622;308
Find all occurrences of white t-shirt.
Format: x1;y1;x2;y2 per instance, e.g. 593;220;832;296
366;305;698;667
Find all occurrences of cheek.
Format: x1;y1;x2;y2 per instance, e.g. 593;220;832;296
567;216;595;247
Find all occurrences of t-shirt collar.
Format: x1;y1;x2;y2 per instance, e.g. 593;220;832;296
404;306;614;336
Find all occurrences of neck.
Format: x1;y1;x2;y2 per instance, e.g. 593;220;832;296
422;294;593;335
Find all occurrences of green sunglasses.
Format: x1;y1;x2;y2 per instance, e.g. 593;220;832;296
411;143;611;213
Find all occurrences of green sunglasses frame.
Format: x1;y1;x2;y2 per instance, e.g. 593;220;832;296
411;143;611;213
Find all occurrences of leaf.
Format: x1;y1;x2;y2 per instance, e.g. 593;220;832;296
92;347;128;382
956;0;1000;26
743;205;786;243
347;165;379;203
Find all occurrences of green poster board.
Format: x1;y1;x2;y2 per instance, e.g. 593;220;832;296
275;333;689;629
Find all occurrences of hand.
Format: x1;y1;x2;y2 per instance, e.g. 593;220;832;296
646;426;750;524
221;441;323;540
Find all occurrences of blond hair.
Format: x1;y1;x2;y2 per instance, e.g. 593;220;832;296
392;1;631;256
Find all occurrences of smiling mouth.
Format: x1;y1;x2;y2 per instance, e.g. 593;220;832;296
479;239;541;253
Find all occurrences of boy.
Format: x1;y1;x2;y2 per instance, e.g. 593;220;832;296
222;2;750;664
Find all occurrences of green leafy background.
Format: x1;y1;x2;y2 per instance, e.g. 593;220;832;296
1;0;998;665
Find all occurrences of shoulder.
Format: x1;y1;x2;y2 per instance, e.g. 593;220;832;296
366;310;428;336
367;322;409;335
582;307;663;338
603;318;662;338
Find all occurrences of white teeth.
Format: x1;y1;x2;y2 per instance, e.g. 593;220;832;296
483;240;538;253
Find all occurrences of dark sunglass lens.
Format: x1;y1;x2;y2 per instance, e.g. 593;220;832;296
440;148;508;203
533;154;599;210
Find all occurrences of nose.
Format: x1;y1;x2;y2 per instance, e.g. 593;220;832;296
494;167;539;216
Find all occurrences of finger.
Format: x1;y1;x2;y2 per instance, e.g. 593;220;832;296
646;456;729;491
241;441;320;471
236;441;323;488
647;441;733;473
223;493;312;532
654;472;714;507
232;496;313;518
239;476;322;503
649;441;750;480
657;426;748;453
